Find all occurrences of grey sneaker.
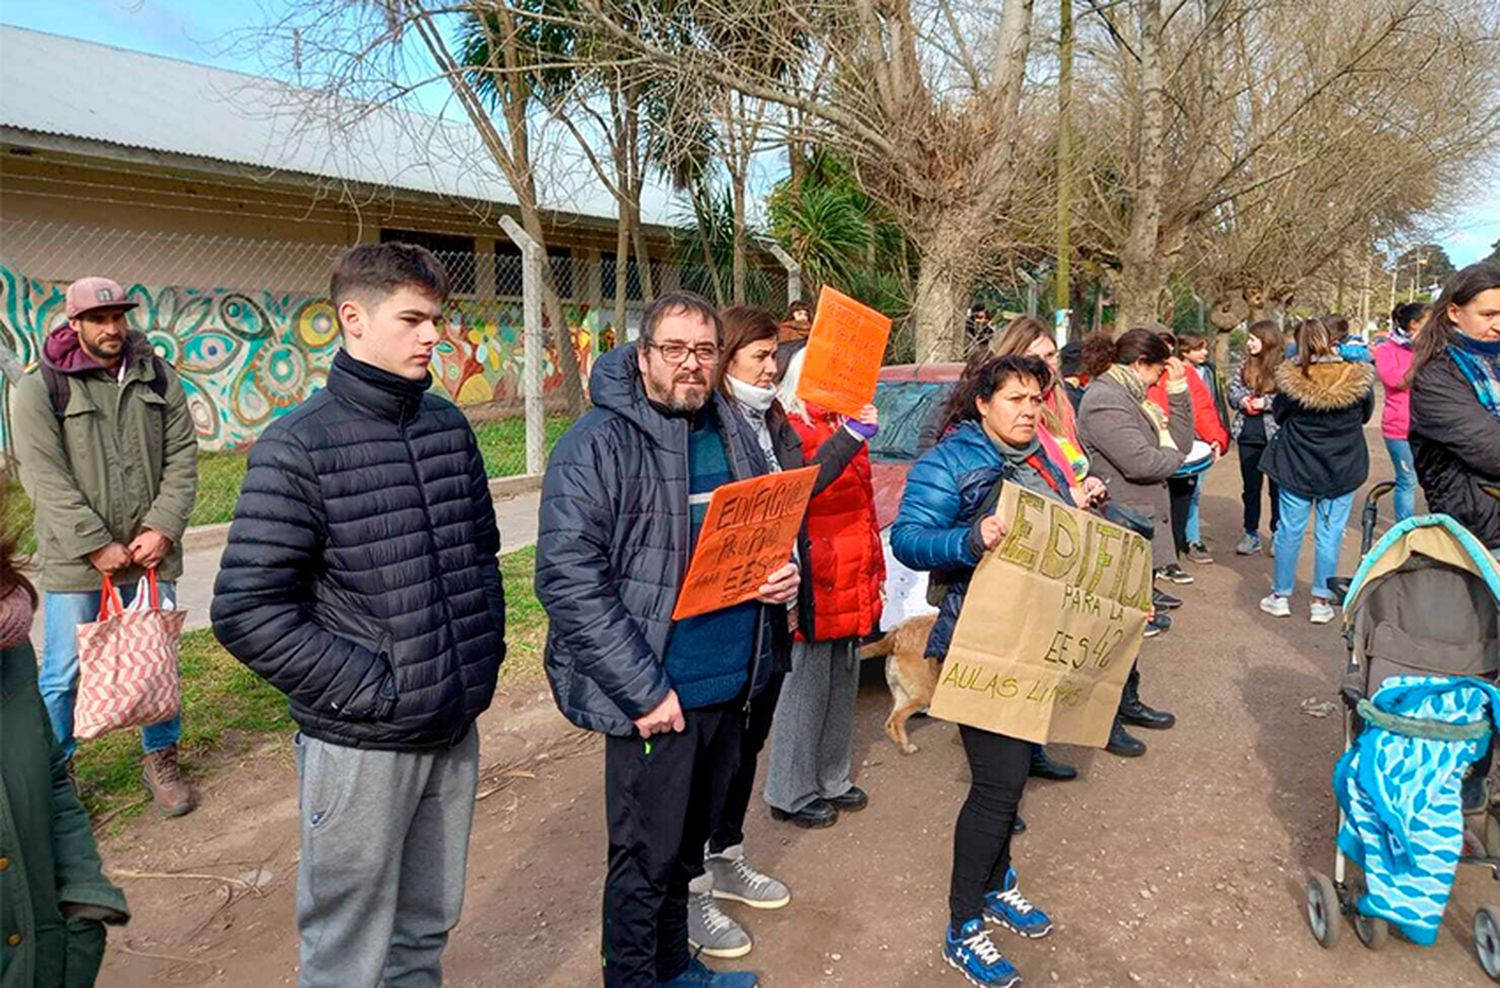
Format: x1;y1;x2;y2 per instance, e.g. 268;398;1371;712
1186;542;1214;564
706;844;791;909
1235;532;1262;555
687;888;752;958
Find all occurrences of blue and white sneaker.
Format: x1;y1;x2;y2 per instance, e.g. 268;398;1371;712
983;868;1054;938
943;918;1022;987
657;956;759;987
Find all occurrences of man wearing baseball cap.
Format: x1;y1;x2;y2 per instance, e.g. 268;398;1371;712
12;276;200;815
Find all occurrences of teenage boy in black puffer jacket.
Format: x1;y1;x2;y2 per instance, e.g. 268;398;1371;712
211;243;506;988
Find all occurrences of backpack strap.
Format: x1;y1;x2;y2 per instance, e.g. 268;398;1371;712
42;364;70;418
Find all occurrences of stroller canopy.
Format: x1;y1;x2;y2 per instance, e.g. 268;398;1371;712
1344;514;1500;615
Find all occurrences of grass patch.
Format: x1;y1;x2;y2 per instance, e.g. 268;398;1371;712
499;545;547;688
74;546;551;824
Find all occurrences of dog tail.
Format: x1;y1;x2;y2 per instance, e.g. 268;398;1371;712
859;633;897;660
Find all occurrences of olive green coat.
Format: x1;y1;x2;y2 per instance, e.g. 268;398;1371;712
1;639;130;987
12;335;198;592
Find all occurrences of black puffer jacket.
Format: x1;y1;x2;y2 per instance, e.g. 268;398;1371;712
1411;349;1500;548
537;345;769;737
1260;358;1375;499
211;351;506;750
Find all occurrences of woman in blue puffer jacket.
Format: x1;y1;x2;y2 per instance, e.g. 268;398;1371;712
891;355;1071;988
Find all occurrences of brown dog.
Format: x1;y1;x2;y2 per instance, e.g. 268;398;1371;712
860;614;940;754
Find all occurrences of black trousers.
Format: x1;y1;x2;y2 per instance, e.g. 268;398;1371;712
603;702;743;987
949;725;1033;928
1168;476;1198;555
1237;441;1281;534
709;671;783;856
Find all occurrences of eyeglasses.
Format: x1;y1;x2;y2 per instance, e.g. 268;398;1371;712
645;341;720;365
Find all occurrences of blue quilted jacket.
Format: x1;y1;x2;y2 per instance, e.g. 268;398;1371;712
891;422;1072;659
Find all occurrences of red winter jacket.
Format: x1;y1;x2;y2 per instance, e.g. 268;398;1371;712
1149;369;1230;452
788;405;885;642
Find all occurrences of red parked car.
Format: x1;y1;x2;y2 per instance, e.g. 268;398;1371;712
867;362;965;632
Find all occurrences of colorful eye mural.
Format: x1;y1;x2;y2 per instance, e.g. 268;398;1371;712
0;264;608;453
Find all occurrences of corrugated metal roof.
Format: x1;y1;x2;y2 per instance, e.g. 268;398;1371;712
0;25;667;225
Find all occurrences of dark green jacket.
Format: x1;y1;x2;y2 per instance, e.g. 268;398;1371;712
2;637;130;988
12;332;198;592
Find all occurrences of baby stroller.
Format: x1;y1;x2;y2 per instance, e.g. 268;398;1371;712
1303;481;1500;977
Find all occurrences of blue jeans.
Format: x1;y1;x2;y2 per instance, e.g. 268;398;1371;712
1384;438;1416;522
1186;476;1205;545
1272;491;1355;600
40;581;181;761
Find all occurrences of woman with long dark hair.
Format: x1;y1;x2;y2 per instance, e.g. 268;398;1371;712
1374;301;1431;522
1228;321;1286;554
1259;317;1375;623
1408;261;1500;550
1;484;129;987
682;305;876;958
891;355;1063;988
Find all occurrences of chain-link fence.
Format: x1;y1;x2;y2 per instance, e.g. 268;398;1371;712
0;220;795;539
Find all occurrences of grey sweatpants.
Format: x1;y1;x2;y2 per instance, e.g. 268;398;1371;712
294;726;479;988
764;637;860;813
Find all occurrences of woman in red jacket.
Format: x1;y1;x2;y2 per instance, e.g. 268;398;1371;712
764;347;886;829
1148;331;1230;582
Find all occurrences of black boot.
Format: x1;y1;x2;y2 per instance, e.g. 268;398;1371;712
1011;813;1027;834
1029;744;1079;781
770;798;839;829
1106;717;1147;757
1118;665;1176;730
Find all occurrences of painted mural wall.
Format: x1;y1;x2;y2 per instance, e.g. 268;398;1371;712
0;263;606;453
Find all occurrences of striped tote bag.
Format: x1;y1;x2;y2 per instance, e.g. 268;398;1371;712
74;569;185;740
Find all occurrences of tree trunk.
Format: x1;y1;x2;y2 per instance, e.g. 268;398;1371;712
612;215;629;344
912;232;970;362
731;166;748;304
1117;0;1166;331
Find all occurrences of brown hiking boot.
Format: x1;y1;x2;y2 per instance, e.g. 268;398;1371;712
142;746;198;817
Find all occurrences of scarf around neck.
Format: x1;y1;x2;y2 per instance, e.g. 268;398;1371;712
1448;332;1500;419
727;374;777;411
1104;363;1175;449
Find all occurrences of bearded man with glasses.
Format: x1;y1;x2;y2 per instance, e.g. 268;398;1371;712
537;292;799;988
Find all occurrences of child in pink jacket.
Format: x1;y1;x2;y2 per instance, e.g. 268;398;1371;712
1373;302;1429;521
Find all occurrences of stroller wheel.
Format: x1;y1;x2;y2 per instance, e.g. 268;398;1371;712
1350;877;1388;949
1476;906;1500;981
1305;871;1342;948
1352;910;1388;950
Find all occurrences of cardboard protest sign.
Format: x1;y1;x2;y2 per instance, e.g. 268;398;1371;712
927;484;1153;748
671;466;819;621
796;286;893;417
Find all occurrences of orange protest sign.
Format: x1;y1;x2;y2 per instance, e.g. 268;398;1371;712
671;466;819;621
796;286;893;417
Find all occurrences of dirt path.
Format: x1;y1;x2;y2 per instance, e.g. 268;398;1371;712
96;448;1493;987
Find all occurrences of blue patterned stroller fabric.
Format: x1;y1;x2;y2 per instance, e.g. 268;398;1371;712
1334;675;1500;946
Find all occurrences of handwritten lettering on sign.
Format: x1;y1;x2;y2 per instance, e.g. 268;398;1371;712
927;485;1153;747
671;466;819;621
796;286;893;417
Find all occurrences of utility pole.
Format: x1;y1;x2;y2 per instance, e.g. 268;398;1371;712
1055;0;1074;335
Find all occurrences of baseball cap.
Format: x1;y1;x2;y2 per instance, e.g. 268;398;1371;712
65;277;138;319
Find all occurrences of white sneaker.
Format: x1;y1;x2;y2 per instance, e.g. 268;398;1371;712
1259;594;1291;617
1310;600;1337;625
